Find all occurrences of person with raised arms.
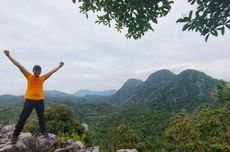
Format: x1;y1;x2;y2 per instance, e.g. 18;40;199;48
4;50;64;144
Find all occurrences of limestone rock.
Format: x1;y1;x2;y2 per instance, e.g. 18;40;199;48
86;146;99;152
0;125;15;138
55;141;84;152
37;134;56;152
0;125;97;152
117;149;138;152
0;125;56;152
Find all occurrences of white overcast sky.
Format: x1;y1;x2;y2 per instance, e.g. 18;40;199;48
0;0;229;95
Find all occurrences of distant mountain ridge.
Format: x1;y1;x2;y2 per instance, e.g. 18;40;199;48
74;89;116;97
0;69;220;108
0;94;24;104
108;69;219;106
45;90;73;97
0;89;116;102
108;79;144;105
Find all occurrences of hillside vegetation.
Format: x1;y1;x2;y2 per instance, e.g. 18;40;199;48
1;69;229;151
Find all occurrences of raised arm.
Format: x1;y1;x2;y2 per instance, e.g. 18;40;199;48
4;50;29;78
44;62;64;80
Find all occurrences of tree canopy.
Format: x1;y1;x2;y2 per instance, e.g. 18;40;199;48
165;108;230;152
177;0;230;42
212;80;230;109
73;0;230;41
101;124;141;152
25;104;85;135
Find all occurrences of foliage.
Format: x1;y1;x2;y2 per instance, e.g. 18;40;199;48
24;118;39;135
0;103;22;129
212;80;230;108
73;0;173;39
50;131;92;151
164;110;206;152
25;103;85;136
0;74;225;151
24;103;93;149
165;108;230;152
101;124;140;152
73;0;230;41
177;0;230;41
2;97;228;151
68;102;173;151
46;104;85;135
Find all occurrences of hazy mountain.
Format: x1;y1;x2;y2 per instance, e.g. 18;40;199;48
0;69;219;108
0;94;17;100
109;79;144;105
0;94;24;104
45;90;73;98
0;90;78;104
74;89;117;97
108;69;219;106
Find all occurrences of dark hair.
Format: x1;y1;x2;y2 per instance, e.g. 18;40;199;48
33;65;41;71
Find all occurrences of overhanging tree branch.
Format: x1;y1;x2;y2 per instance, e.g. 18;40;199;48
72;0;230;41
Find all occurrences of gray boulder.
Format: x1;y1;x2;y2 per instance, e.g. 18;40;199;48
0;125;96;152
0;132;37;152
37;134;56;152
117;149;138;152
0;125;15;138
86;146;99;152
55;141;84;152
0;125;56;152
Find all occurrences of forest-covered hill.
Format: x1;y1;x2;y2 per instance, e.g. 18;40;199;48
1;69;229;152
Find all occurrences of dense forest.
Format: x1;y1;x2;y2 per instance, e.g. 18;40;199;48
0;70;230;151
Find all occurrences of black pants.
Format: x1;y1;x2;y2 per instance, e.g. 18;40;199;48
13;99;47;137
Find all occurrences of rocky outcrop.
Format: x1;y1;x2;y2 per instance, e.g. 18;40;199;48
0;125;138;152
0;125;56;152
0;125;96;152
117;149;138;152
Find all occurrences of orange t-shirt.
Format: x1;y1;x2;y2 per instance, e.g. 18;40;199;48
24;71;48;100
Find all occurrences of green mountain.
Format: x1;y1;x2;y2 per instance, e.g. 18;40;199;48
0;95;24;105
0;69;225;152
0;69;219;110
108;69;218;107
109;79;144;105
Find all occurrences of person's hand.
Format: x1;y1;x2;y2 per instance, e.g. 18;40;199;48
4;50;10;57
59;62;64;68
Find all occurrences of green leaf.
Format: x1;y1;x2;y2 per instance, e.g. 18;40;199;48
205;34;210;42
77;0;230;40
182;24;190;31
226;24;230;30
189;11;193;20
177;18;185;23
221;26;225;35
191;0;196;5
211;30;218;36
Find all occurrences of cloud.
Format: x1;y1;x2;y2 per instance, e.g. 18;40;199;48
0;0;229;95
